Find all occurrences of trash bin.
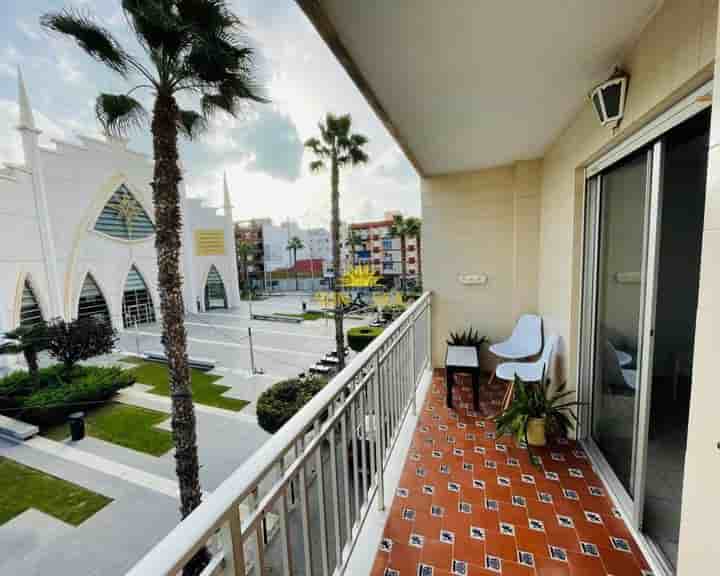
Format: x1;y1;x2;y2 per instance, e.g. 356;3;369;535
68;412;85;441
302;301;307;312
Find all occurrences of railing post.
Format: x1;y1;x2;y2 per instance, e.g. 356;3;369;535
277;459;293;576
373;353;385;511
426;298;432;372
411;318;417;415
219;507;245;576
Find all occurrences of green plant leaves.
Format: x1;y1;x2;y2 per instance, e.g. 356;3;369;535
447;328;487;348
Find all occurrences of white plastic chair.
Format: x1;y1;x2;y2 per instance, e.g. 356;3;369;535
489;315;542;360
495;334;557;383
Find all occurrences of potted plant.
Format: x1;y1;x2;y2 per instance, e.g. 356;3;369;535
495;371;583;447
447;328;487;351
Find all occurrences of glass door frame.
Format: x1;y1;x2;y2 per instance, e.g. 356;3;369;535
579;143;660;527
576;81;712;576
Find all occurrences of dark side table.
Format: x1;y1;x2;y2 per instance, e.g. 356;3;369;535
446;345;480;410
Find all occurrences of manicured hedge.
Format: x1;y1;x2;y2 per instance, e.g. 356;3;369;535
256;377;327;434
0;366;135;427
347;326;384;352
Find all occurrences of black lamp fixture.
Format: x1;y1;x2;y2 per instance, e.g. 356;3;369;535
590;68;629;127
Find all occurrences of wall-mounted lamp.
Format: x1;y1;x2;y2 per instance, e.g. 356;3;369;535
590;68;629;127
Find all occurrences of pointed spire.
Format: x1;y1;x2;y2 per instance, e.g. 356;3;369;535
223;172;232;208
17;67;37;131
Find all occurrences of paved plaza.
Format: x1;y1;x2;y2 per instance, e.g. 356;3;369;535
0;294;370;575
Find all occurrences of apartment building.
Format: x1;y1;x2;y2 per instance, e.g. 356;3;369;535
234;218;268;289
261;220;331;272
348;211;419;288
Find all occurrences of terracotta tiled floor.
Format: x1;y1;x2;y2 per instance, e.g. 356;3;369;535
370;371;652;576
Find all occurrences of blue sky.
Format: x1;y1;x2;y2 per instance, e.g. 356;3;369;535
0;0;420;227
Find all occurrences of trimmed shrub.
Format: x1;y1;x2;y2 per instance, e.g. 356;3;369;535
46;317;118;372
0;366;135;427
347;326;384;352
256;377;327;434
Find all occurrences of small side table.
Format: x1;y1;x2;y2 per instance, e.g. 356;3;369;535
446;345;481;410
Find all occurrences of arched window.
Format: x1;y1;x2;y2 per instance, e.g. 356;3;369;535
20;278;43;327
94;184;155;240
122;266;156;328
204;265;227;310
77;274;111;325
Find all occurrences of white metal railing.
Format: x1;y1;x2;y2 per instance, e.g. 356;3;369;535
127;291;432;576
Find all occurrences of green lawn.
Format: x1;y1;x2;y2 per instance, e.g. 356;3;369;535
42;403;174;456
274;311;327;321
0;457;111;526
119;355;145;365
126;360;249;412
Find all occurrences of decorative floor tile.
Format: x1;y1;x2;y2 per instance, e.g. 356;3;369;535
371;371;650;576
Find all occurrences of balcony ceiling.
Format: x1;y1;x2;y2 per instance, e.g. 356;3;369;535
297;0;662;177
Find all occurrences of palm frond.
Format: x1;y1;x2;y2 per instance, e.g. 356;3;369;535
349;147;369;166
177;110;207;140
350;133;369;147
122;0;187;57
309;160;326;173
95;94;147;137
200;73;267;117
332;114;352;137
405;217;422;236
0;342;22;356
187;39;250;84
178;0;239;35
305;137;329;157
41;9;131;76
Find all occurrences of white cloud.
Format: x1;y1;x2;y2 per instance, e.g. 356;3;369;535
0;0;421;225
57;54;84;85
0;46;19;79
16;20;41;41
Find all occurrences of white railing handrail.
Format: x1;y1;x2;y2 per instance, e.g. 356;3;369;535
127;291;431;576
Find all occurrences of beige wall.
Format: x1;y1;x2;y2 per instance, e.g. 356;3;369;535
538;0;717;384
536;0;719;572
422;160;541;368
678;5;720;573
422;0;719;571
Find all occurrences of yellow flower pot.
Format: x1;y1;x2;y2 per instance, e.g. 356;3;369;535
526;417;547;447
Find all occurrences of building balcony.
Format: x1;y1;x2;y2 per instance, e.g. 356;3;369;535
127;293;648;576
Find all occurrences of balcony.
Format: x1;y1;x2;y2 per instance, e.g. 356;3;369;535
129;293;433;576
127;292;650;576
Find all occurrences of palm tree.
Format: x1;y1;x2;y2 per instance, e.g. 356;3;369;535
236;239;254;295
287;236;304;291
305;114;369;369
405;217;422;290
390;214;412;296
0;323;48;379
346;227;362;267
42;4;265;571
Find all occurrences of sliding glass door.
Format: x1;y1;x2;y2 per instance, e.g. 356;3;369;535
580;92;711;575
590;149;652;499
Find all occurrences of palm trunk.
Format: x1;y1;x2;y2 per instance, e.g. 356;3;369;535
400;234;407;297
243;254;248;292
151;93;208;574
24;349;39;377
294;248;299;291
331;155;345;369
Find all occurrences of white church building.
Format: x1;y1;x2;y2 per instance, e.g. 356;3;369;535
0;71;240;344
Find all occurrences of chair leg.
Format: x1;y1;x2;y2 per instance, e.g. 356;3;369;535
446;368;454;408
487;371;496;389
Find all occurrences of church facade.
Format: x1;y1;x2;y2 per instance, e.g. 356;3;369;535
0;71;240;348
